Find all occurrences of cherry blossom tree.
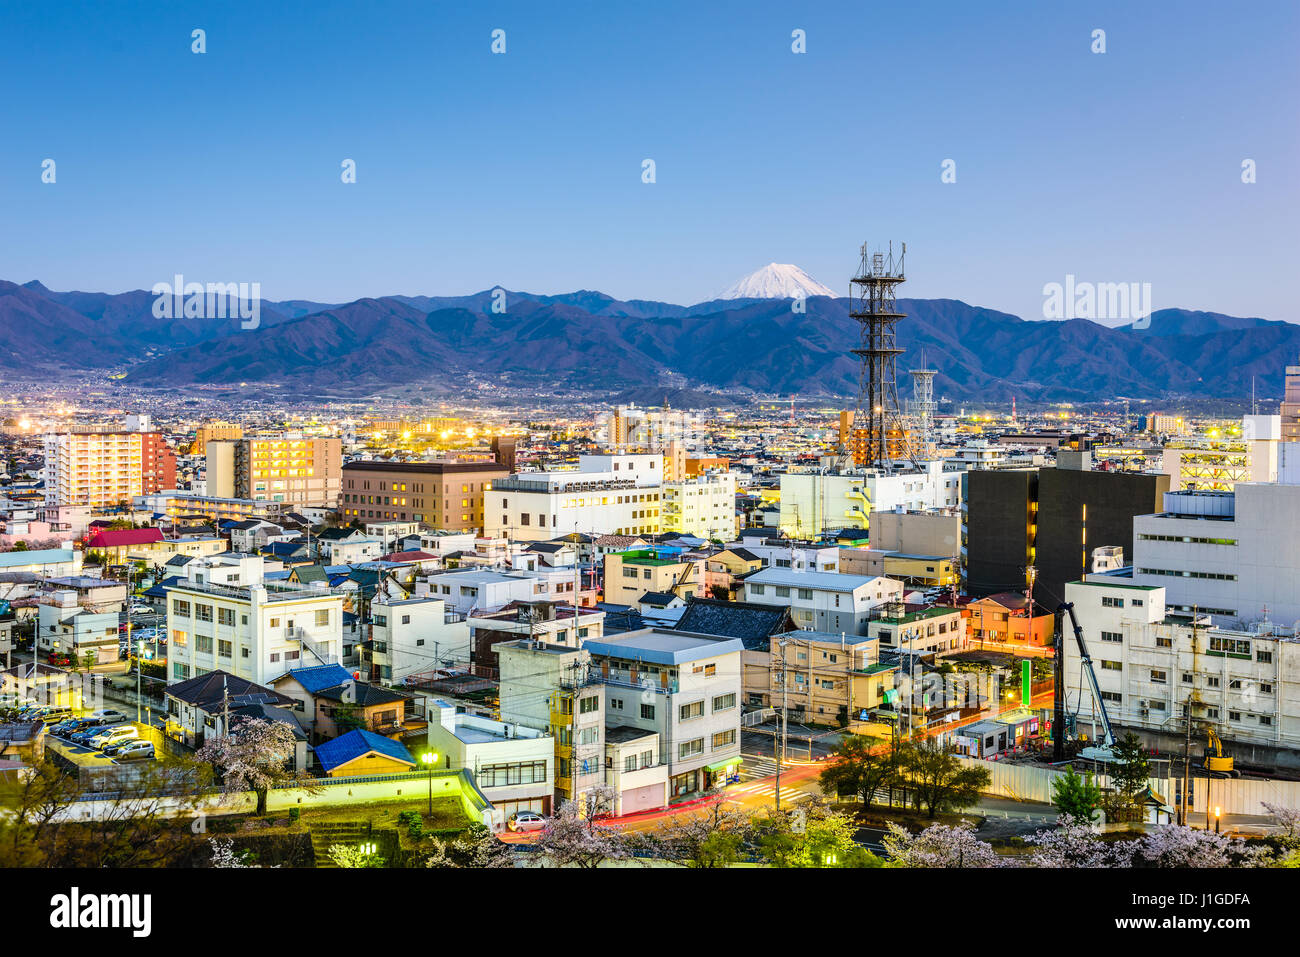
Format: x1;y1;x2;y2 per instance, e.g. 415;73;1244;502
534;786;638;869
196;716;317;815
425;823;515;868
1024;818;1124;868
880;821;1001;868
1123;824;1264;868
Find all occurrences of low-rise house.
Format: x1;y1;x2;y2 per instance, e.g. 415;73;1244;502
163;669;307;768
673;597;796;706
418;569;539;615
312;681;425;743
364;594;469;683
603;724;668;815
602;548;702;607
315;728;416;778
965;593;1054;653
36;578;127;665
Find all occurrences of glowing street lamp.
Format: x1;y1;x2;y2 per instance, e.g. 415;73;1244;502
422;751;439;816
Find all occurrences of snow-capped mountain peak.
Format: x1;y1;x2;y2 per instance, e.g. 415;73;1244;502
718;263;837;300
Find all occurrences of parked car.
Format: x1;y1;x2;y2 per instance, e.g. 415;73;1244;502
507;811;547;832
88;726;139;750
87;709;128;723
128;603;152;616
68;719;113;744
103;739;154;760
49;718;88;736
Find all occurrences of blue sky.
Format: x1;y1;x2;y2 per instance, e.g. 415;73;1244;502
1;0;1297;322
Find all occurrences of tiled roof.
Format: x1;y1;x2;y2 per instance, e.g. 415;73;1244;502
85;528;166;548
674;598;796;650
165;670;293;709
314;729;414;773
275;663;354;694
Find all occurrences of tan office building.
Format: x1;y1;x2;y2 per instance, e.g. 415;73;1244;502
339;460;509;530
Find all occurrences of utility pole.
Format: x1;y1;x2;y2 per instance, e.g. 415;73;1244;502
775;637;789;811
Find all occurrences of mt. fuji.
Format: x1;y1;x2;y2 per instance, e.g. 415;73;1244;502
718;263;838;300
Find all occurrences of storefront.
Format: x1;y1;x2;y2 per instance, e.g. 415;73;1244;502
670;769;700;799
704;756;743;790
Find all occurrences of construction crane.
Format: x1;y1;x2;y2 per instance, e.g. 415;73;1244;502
1058;601;1117;761
1203;727;1238;777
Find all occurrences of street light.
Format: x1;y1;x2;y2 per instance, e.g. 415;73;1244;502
421;751;438;816
1215;806;1222;834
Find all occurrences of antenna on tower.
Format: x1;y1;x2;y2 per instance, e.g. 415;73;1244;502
839;240;917;473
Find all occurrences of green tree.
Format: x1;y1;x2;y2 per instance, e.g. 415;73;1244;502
1110;732;1150;806
819;734;902;808
899;740;991;818
81;650;97;673
753;805;882;868
1051;767;1102;823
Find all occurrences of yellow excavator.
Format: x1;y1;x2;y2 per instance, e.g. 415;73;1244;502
1204;727;1238;777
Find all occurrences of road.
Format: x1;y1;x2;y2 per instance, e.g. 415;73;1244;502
501;690;1060;843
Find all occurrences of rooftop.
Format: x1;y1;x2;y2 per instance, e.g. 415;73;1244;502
583;628;744;665
746;567;891;591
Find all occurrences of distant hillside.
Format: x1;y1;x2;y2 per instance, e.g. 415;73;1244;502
3;279;1296;401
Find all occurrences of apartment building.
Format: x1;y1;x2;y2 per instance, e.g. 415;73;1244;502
43;421;176;508
1062;575;1300;769
1281;363;1300;442
164;555;344;686
206;436;342;508
866;603;966;655
134;491;283;525
662;472;737;539
339;460;509;530
584;629;744;800
868;506;962;556
747;629;897;725
36;578;128;665
738;568;902;635
483;454;664;542
1130;485;1300;628
359;594;470;682
497;640;606;807
192;421;243;453
778;461;962;538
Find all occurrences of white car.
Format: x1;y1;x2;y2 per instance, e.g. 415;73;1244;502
88;725;139;750
105;739;154;761
507;811;547;833
129;604;153;616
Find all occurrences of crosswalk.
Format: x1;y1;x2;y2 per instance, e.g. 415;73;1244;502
739;757;780;781
729;778;813;804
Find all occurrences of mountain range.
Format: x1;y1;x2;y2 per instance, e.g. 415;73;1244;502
1;275;1296;403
